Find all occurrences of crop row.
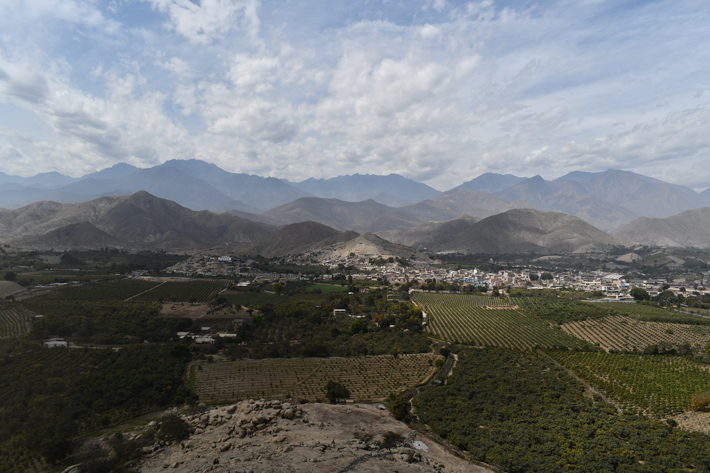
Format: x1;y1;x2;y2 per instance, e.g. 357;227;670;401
0;447;48;473
561;315;710;352
0;307;32;338
421;304;589;349
550;351;710;417
412;293;514;308
195;353;440;403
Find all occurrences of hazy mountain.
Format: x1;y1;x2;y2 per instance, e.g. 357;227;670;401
289;174;440;206
702;188;710;199
393;209;616;254
494;175;639;230
571;170;704;218
262;197;422;233
136;159;312;212
554;170;610;182
0;191;277;251
453;173;526;194
242;221;357;258
62;166;257;212
81;163;140;180
17;171;78;188
377;215;481;248
612;208;710;248
401;189;535;222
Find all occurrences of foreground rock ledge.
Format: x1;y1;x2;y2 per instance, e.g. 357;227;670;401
136;400;491;473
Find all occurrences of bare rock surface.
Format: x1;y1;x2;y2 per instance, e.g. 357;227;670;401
136;400;491;473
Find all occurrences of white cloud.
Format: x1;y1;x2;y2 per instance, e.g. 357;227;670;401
144;0;261;45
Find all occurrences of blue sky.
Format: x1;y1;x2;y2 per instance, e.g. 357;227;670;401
0;0;708;190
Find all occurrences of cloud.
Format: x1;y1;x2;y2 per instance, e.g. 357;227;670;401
143;0;261;45
0;0;709;192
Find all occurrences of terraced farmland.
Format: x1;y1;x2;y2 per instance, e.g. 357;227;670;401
413;293;588;349
561;315;710;352
131;279;230;303
0;305;33;338
194;353;440;403
550;351;710;417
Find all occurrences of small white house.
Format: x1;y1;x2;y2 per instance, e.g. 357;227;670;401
43;338;68;348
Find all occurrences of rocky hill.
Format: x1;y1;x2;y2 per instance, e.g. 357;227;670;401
612;207;710;248
384;209;616;255
241;221;358;258
0;191;277;251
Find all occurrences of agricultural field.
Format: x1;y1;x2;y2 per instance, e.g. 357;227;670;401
130;279;230;303
222;292;327;307
0;447;48;473
606;302;710;325
306;284;348;294
413;292;516;308
194;353;440;403
513;296;611;324
561;315;710;352
0;305;32;338
550;351;710;417
412;293;589;349
38;278;161;302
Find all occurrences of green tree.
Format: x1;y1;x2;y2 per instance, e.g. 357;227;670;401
3;271;16;281
325;381;350;403
630;287;650;301
272;282;284;295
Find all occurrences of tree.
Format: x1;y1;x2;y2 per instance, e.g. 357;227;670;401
3;271;16;282
540;273;554;281
391;397;411;421
272;282;284;295
379;431;404;450
630;287;650;301
325;381;350;403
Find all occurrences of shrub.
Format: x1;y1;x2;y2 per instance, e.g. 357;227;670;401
156;415;191;441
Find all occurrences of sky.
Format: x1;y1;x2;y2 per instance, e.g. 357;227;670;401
0;0;708;191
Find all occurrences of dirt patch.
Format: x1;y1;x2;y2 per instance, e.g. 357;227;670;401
160;304;253;320
0;280;26;298
134;401;492;473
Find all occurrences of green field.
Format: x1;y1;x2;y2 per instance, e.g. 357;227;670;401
195;353;440;403
513;296;611;324
550;351;710;417
413;293;589;349
306;284;348;293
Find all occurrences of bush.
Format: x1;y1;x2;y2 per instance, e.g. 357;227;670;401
156;415;191;441
379;431;404;450
692;392;710;411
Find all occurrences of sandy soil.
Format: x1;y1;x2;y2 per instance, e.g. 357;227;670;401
134;401;493;473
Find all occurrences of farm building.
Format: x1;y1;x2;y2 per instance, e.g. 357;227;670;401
43;338;68;348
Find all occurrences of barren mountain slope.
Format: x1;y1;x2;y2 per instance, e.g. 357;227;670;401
2;191;278;251
612;207;710;248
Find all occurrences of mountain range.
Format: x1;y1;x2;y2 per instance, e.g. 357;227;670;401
2;161;708;233
2;189;709;255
